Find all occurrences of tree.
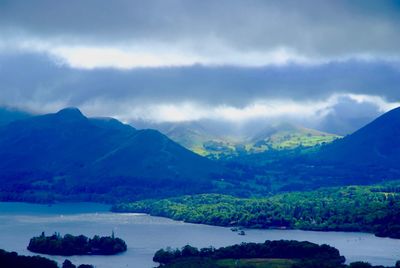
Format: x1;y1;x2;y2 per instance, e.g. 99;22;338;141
349;262;373;268
181;245;199;257
62;259;76;268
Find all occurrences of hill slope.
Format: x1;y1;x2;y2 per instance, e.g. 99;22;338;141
143;121;339;159
0;107;32;126
222;108;400;191
317;106;400;167
0;108;220;202
249;123;338;153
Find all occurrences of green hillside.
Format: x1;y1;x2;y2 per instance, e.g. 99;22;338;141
248;123;339;153
162;122;340;159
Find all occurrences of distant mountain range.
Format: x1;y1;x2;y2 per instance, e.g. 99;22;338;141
138;121;340;158
0;106;399;202
0;108;220;202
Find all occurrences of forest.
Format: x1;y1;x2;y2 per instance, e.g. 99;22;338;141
28;232;127;256
152;240;400;268
0;249;93;268
113;183;400;239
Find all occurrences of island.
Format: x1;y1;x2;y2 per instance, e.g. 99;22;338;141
152;240;400;268
27;232;127;256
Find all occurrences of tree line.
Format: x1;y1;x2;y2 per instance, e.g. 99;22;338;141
113;183;400;238
153;240;345;268
0;249;93;268
28;232;127;256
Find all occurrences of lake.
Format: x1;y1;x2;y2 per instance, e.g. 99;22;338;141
0;202;399;267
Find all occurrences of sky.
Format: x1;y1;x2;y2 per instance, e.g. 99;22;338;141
0;0;399;134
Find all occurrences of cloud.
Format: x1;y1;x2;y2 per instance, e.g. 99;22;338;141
1;53;399;115
315;95;394;135
85;94;399;125
1;0;400;68
51;45;314;69
119;94;398;136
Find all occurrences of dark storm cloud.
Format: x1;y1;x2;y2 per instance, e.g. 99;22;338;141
0;1;399;128
1;53;399;111
1;0;400;58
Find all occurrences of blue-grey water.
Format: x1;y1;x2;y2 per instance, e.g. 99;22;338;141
0;202;399;268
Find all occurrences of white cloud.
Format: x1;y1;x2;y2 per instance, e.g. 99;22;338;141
52;45;317;69
346;94;400;112
76;93;400;124
1;35;382;69
51;46;203;69
4;40;314;69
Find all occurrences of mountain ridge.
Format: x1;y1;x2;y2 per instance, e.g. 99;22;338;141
317;106;400;166
0;108;220;202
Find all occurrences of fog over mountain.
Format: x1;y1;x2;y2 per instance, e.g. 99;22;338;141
0;0;399;135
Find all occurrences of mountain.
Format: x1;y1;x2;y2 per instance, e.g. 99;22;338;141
161;122;240;158
248;123;339;153
274;107;400;189
0;107;32;126
317;106;400;167
140;121;340;158
0;108;221;202
220;108;400;192
152;121;230;155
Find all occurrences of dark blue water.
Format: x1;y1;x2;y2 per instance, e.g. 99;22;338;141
0;202;399;267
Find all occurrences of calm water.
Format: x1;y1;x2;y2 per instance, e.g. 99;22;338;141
0;202;399;268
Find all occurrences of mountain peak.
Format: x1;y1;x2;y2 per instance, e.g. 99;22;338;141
56;107;85;119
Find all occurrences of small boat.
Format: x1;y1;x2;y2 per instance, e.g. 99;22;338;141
238;230;246;236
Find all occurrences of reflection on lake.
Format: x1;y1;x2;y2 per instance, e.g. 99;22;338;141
0;202;399;267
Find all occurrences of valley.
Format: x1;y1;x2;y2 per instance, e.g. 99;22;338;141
1;107;400;267
138;120;340;159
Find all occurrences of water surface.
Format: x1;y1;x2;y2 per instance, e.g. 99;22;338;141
0;202;399;267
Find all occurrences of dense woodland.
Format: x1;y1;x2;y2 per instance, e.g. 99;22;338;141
28;232;127;256
0;249;93;268
0;249;58;268
153;241;400;268
113;183;400;239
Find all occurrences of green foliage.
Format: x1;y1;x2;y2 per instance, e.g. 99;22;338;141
62;260;76;268
153;240;344;267
163;121;340;159
61;260;92;268
0;249;58;268
28;232;127;256
152;241;400;268
184;129;339;159
113;183;400;238
216;258;296;268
